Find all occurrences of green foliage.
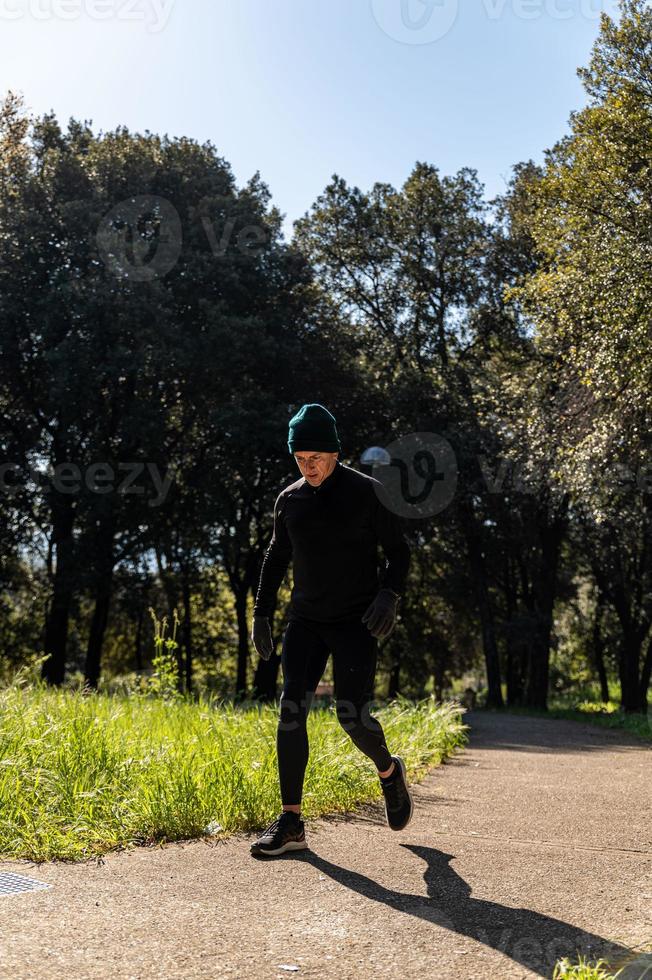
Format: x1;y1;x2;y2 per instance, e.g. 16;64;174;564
146;608;183;702
554;951;652;979
506;0;652;507
498;0;652;714
553;957;616;979
0;676;467;861
0;89;327;693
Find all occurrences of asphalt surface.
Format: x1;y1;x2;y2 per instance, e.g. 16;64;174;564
0;711;650;979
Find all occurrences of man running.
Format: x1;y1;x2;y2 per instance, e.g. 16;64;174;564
250;403;413;857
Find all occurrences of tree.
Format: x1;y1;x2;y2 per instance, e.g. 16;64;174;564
0;93;322;691
505;0;652;711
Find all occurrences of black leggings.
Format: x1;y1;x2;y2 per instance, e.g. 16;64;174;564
277;615;393;805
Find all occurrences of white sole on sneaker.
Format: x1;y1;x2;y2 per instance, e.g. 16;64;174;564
250;839;308;857
384;755;414;831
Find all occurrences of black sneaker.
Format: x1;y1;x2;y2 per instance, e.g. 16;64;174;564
250;811;308;857
380;755;414;831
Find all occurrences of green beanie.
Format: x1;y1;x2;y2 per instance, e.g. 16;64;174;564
287;403;342;454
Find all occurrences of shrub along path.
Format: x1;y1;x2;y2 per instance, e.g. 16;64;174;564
0;711;650;979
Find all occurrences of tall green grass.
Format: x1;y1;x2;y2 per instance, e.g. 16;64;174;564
0;667;467;862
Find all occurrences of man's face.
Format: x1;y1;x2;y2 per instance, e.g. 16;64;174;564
294;451;338;486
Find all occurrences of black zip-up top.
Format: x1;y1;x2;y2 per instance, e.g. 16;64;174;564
253;460;411;624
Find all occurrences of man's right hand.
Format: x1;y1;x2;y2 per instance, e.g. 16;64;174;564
251;615;274;660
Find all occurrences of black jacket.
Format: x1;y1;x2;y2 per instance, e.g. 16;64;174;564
253;460;411;624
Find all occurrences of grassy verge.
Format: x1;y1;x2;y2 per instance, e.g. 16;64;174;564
504;702;651;743
0;678;467;862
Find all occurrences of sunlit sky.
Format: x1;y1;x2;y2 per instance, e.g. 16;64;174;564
1;0;620;237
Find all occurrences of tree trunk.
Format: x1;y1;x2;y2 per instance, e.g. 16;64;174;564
182;564;193;697
525;630;549;711
503;556;525;707
84;570;114;689
234;588;249;700
433;666;445;703
507;639;526;707
592;592;609;703
639;635;652;714
42;497;77;686
387;651;401;700
619;627;642;714
592;529;650;715
524;497;568;711
460;500;503;708
134;602;145;673
84;514;116;690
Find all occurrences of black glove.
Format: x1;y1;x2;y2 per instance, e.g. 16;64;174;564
361;589;400;639
251;615;274;660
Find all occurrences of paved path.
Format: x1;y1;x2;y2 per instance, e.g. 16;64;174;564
1;711;651;979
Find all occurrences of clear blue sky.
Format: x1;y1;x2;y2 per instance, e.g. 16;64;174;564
1;0;620;238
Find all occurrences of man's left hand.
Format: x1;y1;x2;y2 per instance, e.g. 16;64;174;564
361;589;400;639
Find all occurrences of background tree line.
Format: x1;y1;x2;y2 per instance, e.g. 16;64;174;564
0;0;650;712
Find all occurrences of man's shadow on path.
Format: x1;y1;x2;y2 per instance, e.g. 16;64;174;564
289;844;641;978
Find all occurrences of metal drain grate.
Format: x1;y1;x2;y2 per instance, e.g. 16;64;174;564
0;872;51;897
